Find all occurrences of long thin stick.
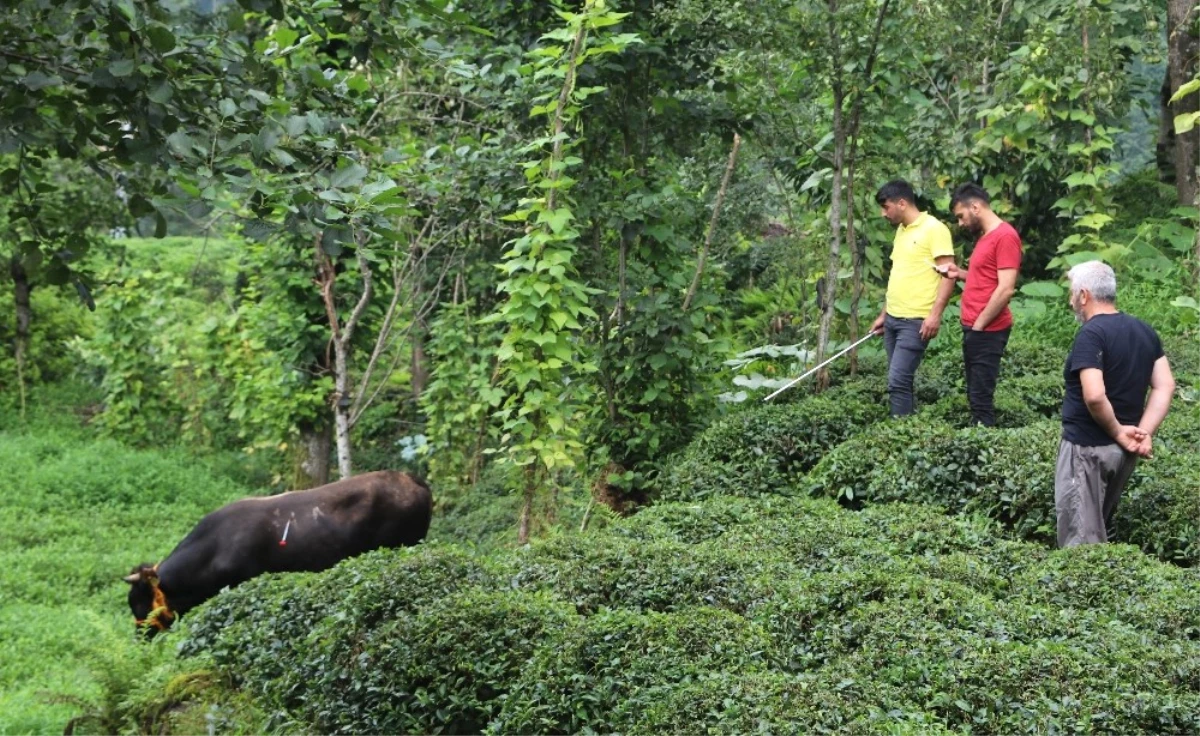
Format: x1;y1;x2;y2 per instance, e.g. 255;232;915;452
683;132;741;312
762;332;877;402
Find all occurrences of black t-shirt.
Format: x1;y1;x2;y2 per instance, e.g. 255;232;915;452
1062;312;1164;446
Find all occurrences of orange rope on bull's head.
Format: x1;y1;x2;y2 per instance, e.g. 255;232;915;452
135;567;176;631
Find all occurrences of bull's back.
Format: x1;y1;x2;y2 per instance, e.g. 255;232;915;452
157;471;433;611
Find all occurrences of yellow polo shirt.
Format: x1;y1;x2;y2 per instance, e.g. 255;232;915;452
885;212;955;319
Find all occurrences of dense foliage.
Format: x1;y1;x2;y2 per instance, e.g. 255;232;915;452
180;497;1200;735
0;0;1197;733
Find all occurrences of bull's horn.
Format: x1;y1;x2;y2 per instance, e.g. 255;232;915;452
123;573;140;584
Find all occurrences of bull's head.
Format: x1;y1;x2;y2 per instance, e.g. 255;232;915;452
123;563;175;639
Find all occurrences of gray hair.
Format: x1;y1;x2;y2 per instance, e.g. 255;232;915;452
1067;260;1117;303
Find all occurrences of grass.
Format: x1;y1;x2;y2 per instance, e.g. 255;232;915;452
0;393;254;735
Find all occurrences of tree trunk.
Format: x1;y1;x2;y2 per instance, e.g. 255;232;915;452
293;419;332;489
315;238;373;481
1168;0;1199;205
11;257;31;419
1159;70;1177;183
683;133;741;312
845;165;861;376
517;468;536;545
411;316;429;404
331;337;354;479
817;0;846;391
842;0;889;375
817;124;845;390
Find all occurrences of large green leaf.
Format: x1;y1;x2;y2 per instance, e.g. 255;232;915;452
1020;281;1065;298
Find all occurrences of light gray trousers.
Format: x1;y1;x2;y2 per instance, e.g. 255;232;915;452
1054;439;1139;547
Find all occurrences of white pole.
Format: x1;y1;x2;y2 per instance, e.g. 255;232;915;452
762;332;878;402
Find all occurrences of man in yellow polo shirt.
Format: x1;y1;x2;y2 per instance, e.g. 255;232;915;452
869;180;956;416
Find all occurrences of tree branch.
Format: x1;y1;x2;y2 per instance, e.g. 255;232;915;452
683;132;741;312
341;246;374;348
350;214;437;418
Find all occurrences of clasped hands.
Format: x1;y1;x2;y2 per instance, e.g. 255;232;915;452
1116;425;1154;458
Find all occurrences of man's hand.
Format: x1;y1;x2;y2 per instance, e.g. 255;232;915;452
920;313;941;341
1133;427;1154;459
1115;425;1148;455
935;263;960;281
871;313;886;336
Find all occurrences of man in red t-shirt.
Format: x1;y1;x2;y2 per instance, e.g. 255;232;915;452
937;183;1022;426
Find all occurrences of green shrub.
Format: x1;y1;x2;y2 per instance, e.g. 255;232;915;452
513;533;793;615
630;670;954;736
177;489;1200;735
657;393;886;502
0;288;94;398
1010;544;1200;638
1000;339;1070;378
831;601;1200;735
303;590;575;735
920;391;1042;428
1161;331;1199;379
184;545;501;661
920;337;1068;388
903;385;1192;563
613;494;852;545
1001;372;1065;418
426;468;522;550
492;607;775;735
1117;440;1200;565
806;418;1199;564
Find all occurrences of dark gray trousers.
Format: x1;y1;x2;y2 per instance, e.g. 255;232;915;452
1054;439;1139;547
884;315;927;417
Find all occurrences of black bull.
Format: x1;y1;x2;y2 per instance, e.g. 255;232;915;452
124;470;432;635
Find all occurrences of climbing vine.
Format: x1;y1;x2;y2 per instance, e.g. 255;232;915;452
483;0;640;541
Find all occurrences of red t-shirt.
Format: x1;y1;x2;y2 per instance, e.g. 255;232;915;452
960;221;1022;332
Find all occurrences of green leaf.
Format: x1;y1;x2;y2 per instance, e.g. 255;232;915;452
21;71;62;90
1062;251;1103;267
1076;213;1113;231
166;130;195;156
285;115;308;137
145;24;176;53
218;98;238;117
147;79;173;104
540;207;573;234
1019;281;1064;298
271;148;297;167
1169;78;1200;103
109;59;136;77
330;162;368;189
1174;112;1200;135
321;227;349;256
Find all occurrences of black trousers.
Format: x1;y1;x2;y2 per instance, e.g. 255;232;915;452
962;325;1010;427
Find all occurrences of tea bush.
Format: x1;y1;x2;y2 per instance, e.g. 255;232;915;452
630;669;954;736
491;607;776;735
807;418;1198;564
180;494;1200;735
1117;440;1200;565
305;590;575;735
657;393;885;502
512;533;794;615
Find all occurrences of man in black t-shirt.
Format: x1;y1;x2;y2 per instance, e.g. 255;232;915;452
1056;261;1175;547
